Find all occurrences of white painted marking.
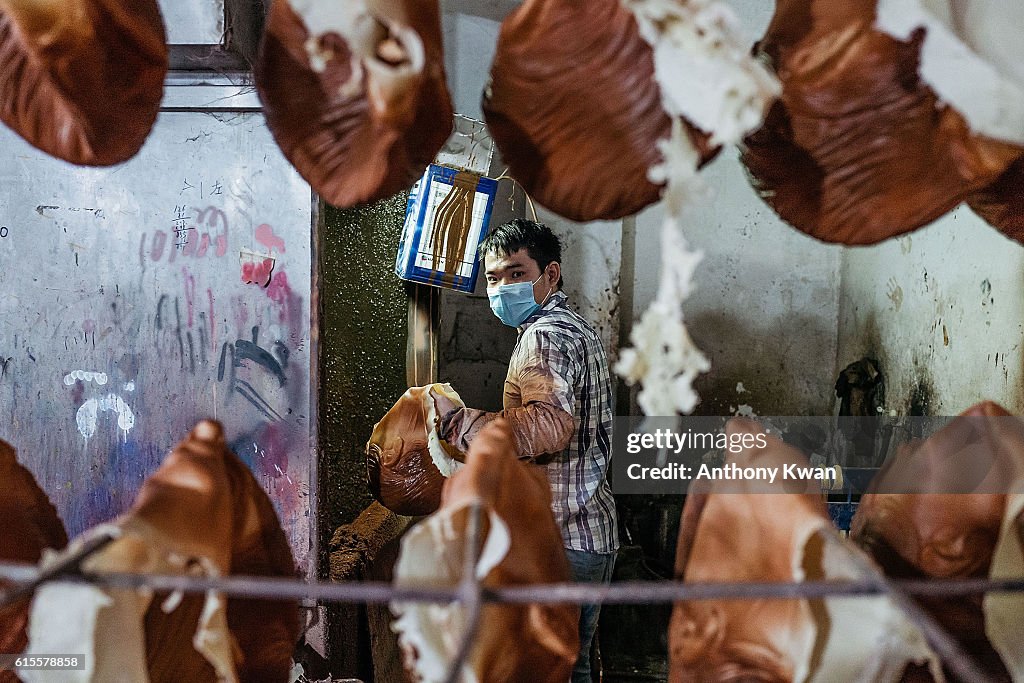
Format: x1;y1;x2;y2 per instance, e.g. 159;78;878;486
63;370;109;386
75;393;136;439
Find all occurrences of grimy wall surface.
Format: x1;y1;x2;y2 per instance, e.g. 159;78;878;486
318;197;409;548
839;206;1024;415
0;109;316;574
318;196;410;679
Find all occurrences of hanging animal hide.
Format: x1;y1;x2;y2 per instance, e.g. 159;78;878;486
968;157;1024;244
23;420;299;683
0;439;68;682
987;485;1024;682
612;0;778;416
741;0;1024;244
255;0;454;208
963;402;1024;683
367;384;466;517
671;418;939;682
0;0;167;165
391;419;578;683
483;0;720;222
851;402;1022;682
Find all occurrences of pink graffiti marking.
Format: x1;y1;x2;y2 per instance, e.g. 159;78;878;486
182;267;196;328
207;288;216;352
151;230;167;262
232;295;249;332
142;205;229;265
255;224;286;254
196;232;211;257
241;257;275;288
265;271;290;305
194;206;229;257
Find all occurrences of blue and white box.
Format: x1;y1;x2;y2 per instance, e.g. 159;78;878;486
396;164;498;292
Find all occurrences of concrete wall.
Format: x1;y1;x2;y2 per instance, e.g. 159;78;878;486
441;9;501;120
157;0;224;44
0;110;316;571
837;207;1024;415
631;151;844;417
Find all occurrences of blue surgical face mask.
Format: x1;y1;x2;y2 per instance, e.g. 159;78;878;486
488;273;549;327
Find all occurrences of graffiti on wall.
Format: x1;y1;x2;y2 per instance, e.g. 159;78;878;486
0;114;314;573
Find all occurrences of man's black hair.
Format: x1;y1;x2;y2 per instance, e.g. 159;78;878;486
479;218;564;288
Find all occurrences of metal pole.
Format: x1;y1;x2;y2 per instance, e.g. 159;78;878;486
819;531;995;683
3;560;1024;606
0;529;118;610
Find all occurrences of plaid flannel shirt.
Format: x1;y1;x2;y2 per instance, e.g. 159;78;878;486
442;291;619;554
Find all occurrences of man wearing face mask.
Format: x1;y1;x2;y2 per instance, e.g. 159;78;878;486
433;218;618;683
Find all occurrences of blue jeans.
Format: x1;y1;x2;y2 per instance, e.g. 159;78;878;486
565;549;616;683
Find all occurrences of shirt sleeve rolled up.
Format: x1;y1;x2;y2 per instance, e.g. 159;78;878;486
440;329;579;463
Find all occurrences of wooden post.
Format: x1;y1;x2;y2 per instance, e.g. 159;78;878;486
406;282;440;386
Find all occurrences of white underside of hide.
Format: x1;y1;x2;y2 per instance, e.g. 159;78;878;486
614;122;710;416
291;0;377;62
876;0;1024;145
289;0;426;109
615;0;778;416
23;582;150;683
628;0;781;145
423;383;465;478
802;527;943;683
985;492;1024;682
22;523;239;683
390;500;511;683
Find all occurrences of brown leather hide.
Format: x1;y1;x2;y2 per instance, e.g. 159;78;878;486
123;420;299;683
483;0;717;221
0;0;166;165
367;385;463;516
0;439;68;680
741;0;1020;244
255;0;453;209
851;401;1023;682
396;419;579;682
669;419;823;682
968;156;1024;244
